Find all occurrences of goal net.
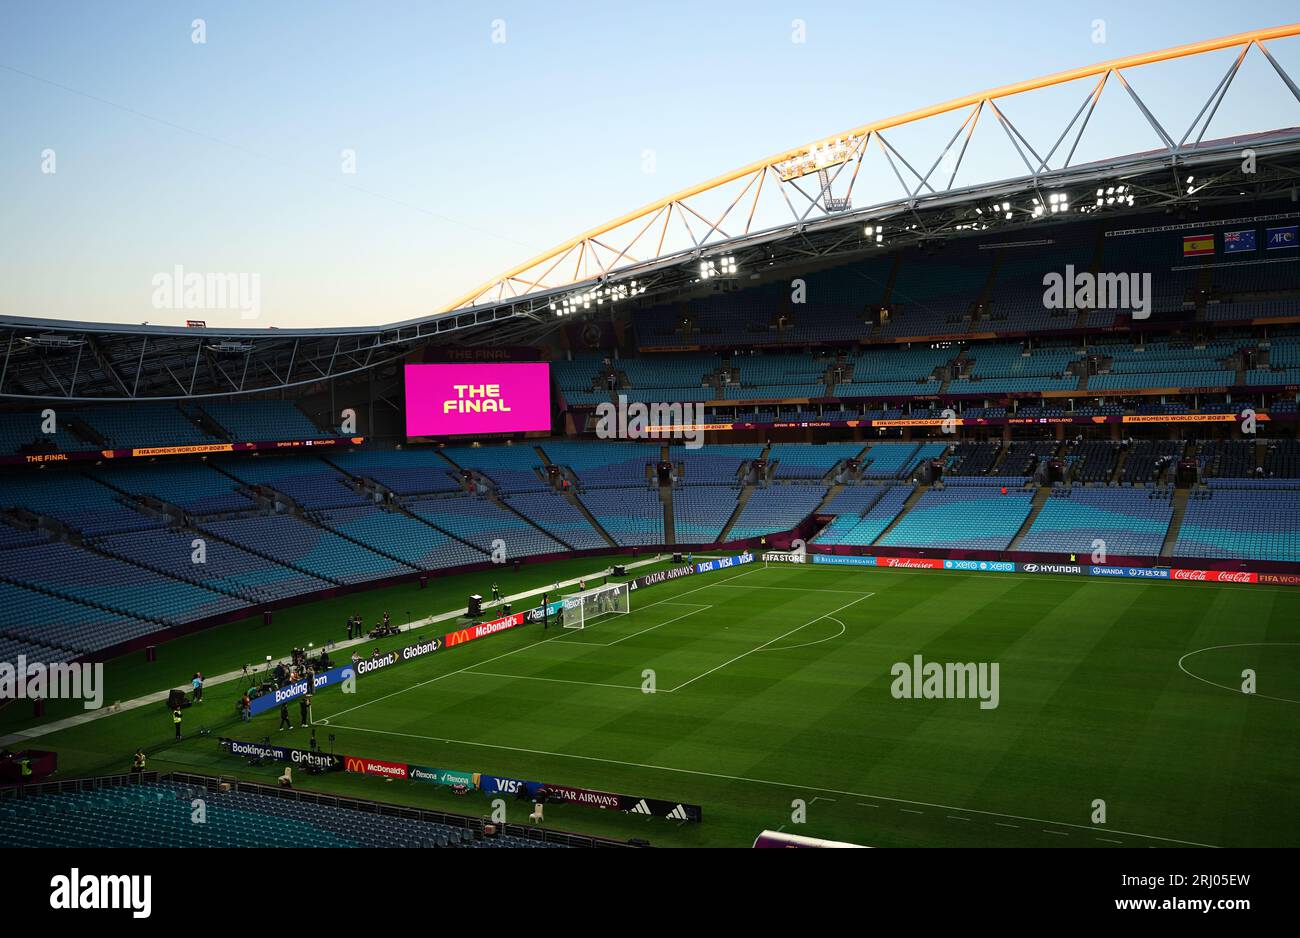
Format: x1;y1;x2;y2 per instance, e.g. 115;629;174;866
562;582;631;629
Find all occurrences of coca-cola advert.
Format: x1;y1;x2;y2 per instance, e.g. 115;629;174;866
1170;569;1258;584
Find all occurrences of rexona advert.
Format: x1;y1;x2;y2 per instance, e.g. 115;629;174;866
405;362;551;437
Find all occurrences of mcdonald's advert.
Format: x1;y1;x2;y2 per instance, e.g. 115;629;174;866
344;755;409;780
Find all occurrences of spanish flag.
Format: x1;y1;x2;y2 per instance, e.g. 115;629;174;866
1182;233;1215;256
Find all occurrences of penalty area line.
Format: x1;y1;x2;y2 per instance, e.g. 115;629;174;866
464;672;646;692
666;593;874;693
321;565;762;721
555;603;713;648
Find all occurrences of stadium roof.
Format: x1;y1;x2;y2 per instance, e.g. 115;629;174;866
4;24;1300;401
440;24;1300;311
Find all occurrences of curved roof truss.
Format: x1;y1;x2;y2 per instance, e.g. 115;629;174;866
443;24;1300;312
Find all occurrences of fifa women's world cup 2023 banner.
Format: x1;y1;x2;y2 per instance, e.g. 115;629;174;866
404;362;552;437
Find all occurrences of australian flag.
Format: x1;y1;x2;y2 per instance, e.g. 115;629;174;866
1265;225;1298;250
1224;229;1256;254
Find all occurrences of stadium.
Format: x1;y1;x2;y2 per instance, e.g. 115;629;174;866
2;8;1299;888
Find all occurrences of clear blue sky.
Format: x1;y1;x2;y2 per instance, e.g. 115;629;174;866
2;1;1298;328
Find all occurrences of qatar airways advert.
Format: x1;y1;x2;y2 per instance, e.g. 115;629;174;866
404;363;552;437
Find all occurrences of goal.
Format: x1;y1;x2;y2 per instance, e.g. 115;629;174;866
562;582;631;629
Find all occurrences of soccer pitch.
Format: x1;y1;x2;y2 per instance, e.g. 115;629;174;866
290;562;1300;848
22;558;1299;849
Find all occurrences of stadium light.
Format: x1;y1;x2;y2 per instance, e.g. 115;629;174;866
1092;184;1134;210
555;278;648;315
22;334;84;349
700;255;739;280
206;341;254;353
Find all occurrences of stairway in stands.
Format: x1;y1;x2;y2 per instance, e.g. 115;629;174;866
488;491;578;551
205;457;429;576
870;483;929;546
1074;228;1108;330
969;250;1003;326
716;444;769;542
716;486;754;543
660;445;676;543
389;501;493;559
1007;486;1052;551
563;490;619;548
813;482;845;515
1159;488;1191;559
533;443;617;548
1193;267;1214;322
1110;447;1131;485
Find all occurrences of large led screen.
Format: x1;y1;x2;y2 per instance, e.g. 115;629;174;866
404;362;551;437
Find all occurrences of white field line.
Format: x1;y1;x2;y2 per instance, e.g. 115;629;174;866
457;601;837;691
757;616;846;652
709;583;868;594
0;552;675;748
1177;642;1300;704
554;603;713;648
322;720;1220;848
464;673;646;692
405;552;671;632
321;565;763;722
342;569;867;699
666;593;874;693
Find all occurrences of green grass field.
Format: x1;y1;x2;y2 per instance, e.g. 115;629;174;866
0;553;659;736
16;559;1300;848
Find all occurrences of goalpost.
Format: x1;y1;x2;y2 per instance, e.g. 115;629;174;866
562;581;631;629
